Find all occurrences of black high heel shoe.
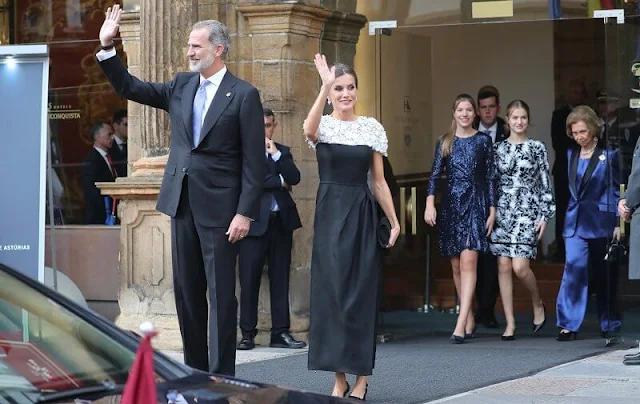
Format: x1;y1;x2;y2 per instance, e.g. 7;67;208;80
342;381;350;398
501;327;517;341
464;324;477;340
450;334;465;344
556;330;577;341
532;302;547;334
349;384;368;401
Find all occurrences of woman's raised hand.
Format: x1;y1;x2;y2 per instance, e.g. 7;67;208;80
314;54;335;89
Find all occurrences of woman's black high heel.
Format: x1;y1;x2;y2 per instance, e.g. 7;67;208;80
532;302;547;334
556;330;577;341
342;381;350;398
349;384;368;401
501;327;517;341
464;324;477;340
450;334;465;344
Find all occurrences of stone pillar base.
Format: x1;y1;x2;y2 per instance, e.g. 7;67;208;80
98;158;182;352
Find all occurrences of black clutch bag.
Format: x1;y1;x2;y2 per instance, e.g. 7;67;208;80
604;238;628;263
377;216;391;248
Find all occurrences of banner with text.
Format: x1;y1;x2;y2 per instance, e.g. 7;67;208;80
0;45;49;281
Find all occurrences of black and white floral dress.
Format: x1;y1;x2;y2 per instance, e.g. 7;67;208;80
489;139;556;259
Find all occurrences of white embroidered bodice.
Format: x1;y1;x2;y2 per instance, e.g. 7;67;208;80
305;115;388;157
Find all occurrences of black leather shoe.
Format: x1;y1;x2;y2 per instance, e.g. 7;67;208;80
624;351;640;360
501;327;517;341
237;336;255;350
480;313;499;329
270;332;307;349
556;330;577;341
532;303;547;335
450;334;465;344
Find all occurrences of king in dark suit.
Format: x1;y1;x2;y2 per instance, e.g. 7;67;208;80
97;6;265;376
237;108;306;351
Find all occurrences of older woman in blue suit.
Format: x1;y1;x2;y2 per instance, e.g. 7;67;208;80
556;105;621;341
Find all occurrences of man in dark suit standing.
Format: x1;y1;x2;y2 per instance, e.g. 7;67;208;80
97;5;264;376
237;108;306;351
81;120;117;224
108;109;128;176
551;79;584;261
473;85;507;329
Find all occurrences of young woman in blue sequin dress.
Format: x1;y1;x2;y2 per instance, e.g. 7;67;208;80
424;94;498;343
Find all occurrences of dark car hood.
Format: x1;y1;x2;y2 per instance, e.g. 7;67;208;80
53;373;349;403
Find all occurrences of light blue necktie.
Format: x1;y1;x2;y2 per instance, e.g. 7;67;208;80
192;80;211;147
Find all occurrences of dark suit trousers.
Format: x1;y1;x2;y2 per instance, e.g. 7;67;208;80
171;179;238;376
475;252;498;318
238;212;293;337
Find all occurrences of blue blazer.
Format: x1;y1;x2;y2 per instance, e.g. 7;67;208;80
563;146;620;239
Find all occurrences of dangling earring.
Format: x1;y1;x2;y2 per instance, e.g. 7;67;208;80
327;98;331;105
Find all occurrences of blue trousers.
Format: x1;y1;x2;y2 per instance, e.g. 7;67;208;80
556;235;621;332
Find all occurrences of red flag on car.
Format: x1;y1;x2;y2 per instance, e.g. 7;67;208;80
121;323;157;404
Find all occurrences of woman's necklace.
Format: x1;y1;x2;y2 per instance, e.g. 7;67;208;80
580;140;597;158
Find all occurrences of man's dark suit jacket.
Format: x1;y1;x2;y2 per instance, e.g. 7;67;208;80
249;143;302;237
108;141;127;177
81;148;115;224
98;56;265;226
473;116;508;144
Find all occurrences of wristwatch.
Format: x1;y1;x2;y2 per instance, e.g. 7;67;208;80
100;42;115;51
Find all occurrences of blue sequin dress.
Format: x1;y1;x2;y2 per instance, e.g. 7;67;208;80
427;133;498;256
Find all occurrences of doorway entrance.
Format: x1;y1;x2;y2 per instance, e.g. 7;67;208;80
373;13;640;342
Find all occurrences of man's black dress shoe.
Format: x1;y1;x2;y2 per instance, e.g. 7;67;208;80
237;336;255;350
270;332;307;349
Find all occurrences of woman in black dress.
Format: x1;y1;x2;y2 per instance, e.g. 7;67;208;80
303;54;400;400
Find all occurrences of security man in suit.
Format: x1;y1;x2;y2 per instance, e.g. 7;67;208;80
81;120;117;224
108;109;128;176
237;108;306;350
472;85;507;329
97;6;264;376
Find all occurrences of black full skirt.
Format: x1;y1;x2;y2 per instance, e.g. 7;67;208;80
308;181;380;376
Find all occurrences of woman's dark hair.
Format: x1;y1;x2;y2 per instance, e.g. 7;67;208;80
333;63;358;88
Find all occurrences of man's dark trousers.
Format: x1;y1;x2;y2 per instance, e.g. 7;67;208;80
239;212;293;337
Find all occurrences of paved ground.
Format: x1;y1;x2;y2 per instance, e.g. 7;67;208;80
429;348;640;404
163;333;640;403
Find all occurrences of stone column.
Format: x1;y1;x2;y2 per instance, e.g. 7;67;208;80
97;1;195;351
235;1;365;344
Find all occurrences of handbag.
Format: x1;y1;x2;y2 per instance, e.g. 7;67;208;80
377;216;391;248
604;238;628;263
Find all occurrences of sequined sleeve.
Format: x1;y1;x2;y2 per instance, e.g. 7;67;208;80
535;141;556;221
485;137;498;207
427;140;444;196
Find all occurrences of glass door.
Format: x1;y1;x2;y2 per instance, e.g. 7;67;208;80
372;12;637;341
601;8;640;346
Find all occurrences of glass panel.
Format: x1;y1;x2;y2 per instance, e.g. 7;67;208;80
602;12;640;344
13;1;127;225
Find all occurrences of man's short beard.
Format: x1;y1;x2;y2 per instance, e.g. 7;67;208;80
189;53;215;73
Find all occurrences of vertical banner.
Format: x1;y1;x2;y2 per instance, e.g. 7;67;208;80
0;45;49;281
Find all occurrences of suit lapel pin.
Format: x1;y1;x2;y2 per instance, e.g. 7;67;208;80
599;154;606;161
226;92;231;97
